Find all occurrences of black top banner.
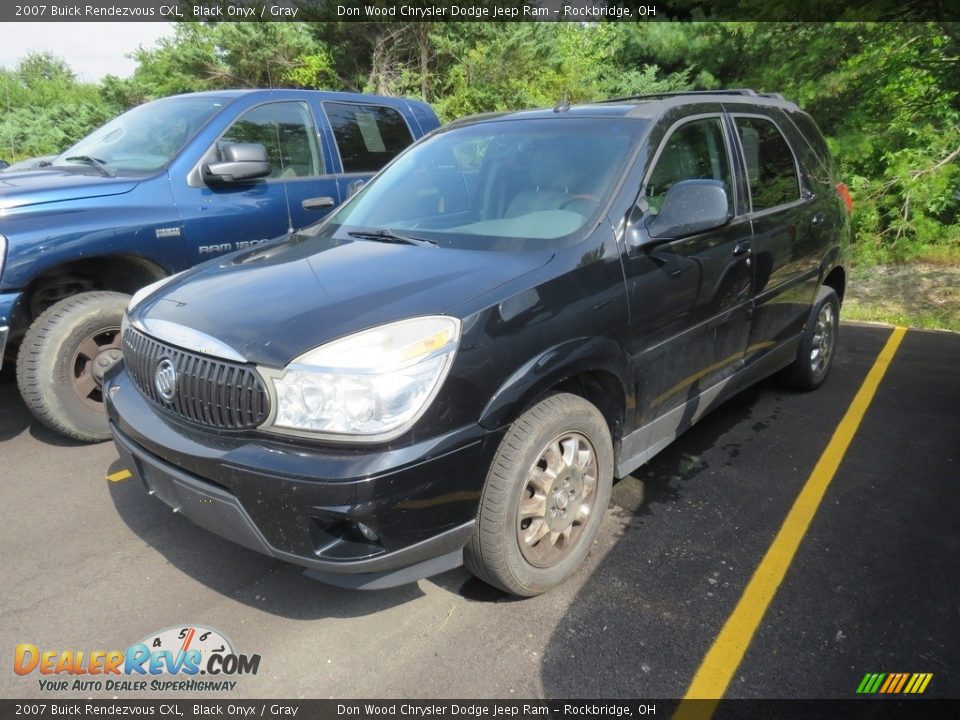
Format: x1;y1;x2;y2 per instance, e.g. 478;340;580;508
1;0;958;22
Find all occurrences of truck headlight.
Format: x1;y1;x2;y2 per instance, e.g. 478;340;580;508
266;316;460;440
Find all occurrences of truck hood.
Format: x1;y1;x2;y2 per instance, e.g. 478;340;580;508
134;233;553;367
0;169;139;210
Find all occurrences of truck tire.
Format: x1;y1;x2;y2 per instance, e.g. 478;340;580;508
16;291;129;442
465;393;614;597
778;285;840;391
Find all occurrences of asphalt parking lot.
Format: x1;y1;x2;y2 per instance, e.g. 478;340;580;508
1;322;957;700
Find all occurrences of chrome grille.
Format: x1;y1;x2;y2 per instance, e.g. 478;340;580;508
123;327;269;430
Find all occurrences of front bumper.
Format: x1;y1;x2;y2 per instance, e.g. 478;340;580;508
0;290;25;371
105;365;503;589
0;325;8;371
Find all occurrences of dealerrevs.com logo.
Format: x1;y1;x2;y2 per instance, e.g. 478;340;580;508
14;625;261;693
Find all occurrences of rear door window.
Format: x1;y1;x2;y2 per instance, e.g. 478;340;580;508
324;102;414;173
733;116;801;212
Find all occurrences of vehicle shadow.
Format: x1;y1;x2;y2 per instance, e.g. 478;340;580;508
536;379;776;697
105;456;446;619
0;374;90;447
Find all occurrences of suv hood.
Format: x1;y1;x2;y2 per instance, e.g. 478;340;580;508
134;234;553;368
0;169;139;210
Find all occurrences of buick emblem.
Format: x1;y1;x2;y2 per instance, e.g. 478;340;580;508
154;358;178;402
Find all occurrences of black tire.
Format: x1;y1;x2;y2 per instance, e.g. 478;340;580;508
16;291;129;442
779;286;840;391
465;393;614;597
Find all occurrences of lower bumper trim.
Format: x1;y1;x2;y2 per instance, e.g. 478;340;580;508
304;549;464;590
110;422;474;583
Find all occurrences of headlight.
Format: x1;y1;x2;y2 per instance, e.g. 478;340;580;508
266;316;460;440
0;234;7;279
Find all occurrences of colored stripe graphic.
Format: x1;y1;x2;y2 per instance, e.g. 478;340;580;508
879;674;895;693
857;673;932;694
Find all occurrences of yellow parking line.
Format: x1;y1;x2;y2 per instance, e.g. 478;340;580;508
106;469;132;483
674;327;907;719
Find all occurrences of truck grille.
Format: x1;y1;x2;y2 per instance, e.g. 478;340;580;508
123;327;270;430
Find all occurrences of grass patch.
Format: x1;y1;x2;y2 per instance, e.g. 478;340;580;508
844;260;960;332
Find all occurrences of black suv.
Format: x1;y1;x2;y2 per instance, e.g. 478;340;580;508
105;90;850;596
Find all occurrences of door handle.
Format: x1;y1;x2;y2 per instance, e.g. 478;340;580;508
732;241;751;257
302;196;335;211
811;212;825;226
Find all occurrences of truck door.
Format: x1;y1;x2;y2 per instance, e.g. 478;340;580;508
321;101;417;201
173;100;338;265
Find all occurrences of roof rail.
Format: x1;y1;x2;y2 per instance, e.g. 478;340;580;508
597;89;761;104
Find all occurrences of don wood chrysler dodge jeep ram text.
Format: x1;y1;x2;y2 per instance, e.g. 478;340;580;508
105;91;850;596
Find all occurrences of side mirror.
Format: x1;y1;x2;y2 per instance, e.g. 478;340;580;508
203;143;271;184
347;179;366;198
644;179;730;240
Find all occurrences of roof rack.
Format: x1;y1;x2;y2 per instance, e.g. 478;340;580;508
598;89;776;104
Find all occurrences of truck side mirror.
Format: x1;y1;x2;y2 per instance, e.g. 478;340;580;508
202;143;271;185
644;180;730;240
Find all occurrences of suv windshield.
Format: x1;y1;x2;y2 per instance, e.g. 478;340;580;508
53;96;227;176
320;118;646;251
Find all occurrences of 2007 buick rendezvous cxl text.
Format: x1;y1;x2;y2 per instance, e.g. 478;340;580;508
106;91;851;596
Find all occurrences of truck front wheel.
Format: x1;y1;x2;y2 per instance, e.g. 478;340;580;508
16;291;129;442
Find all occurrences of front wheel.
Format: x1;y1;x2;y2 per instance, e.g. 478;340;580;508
465;393;614;597
16;291;130;442
779;286;840;391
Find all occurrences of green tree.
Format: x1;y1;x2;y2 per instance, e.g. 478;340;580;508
128;23;337;97
0;52;112;161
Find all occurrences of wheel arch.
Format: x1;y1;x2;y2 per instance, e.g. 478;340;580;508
819;245;846;306
478;337;630;452
22;254;168;325
822;265;846;306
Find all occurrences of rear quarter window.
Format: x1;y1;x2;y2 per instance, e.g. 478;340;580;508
785;109;837;179
324;102;414;173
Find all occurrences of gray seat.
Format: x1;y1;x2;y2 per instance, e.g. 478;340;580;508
505;150;578;218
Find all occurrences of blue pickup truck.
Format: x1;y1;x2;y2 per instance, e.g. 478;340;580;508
0;89;440;441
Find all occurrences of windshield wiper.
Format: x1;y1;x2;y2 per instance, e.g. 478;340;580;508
63;155;114;177
347;228;436;248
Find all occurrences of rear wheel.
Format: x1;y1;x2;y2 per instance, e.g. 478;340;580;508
465;393;614;596
779;286;840;391
16;291;129;442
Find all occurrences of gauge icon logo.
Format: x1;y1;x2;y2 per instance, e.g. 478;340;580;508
138;625;233;667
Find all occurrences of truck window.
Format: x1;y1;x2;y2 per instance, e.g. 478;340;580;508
220;102;324;179
53;96;224;175
323;102;414;173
